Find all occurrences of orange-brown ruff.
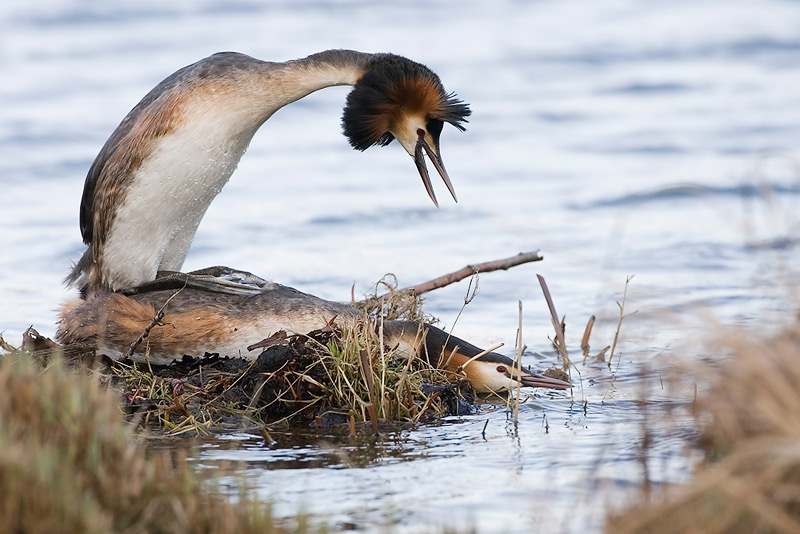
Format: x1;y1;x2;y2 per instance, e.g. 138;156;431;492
56;51;568;393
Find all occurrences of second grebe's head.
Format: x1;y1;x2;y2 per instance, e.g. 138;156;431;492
341;53;471;207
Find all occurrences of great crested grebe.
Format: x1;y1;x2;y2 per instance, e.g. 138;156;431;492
66;50;469;294
56;51;569;393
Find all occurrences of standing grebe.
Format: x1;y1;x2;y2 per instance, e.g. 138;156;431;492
67;50;470;294
56;51;568;393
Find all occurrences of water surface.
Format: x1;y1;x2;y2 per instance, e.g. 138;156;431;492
1;1;799;532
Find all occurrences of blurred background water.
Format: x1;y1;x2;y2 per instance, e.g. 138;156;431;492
1;1;799;532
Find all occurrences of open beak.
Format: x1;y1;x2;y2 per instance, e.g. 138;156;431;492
414;129;457;208
516;372;571;390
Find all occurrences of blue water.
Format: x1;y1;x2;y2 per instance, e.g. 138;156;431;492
1;1;799;532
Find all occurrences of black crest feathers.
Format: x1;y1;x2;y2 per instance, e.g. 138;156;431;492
342;54;471;151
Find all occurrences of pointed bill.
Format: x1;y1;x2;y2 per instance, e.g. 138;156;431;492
421;138;457;203
414;134;439;208
414;129;457;207
518;372;571;390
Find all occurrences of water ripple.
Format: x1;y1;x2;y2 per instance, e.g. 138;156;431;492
573;182;800;209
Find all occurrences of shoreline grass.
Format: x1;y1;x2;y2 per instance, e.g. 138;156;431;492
607;318;800;533
0;352;293;534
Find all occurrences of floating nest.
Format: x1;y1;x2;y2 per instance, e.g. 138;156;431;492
1;286;475;436
114;320;474;435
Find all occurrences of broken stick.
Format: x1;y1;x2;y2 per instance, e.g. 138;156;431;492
375;250;543;299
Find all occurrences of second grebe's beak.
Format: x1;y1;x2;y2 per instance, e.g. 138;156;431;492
413;128;457;208
445;350;571;393
516;371;571;390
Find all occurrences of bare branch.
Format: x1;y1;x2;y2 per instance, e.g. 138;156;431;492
375;250;543;299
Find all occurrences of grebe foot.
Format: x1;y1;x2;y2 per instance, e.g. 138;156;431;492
186;266;270;287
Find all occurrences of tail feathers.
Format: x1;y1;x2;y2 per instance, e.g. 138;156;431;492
64;248;94;295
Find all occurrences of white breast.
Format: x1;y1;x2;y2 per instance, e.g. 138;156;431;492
101;113;260;290
95;59;364;291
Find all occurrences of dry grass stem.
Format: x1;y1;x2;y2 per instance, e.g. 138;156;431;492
513;300;523;425
358;349;380;435
457;343;505;373
581;315;596;363
124;286;185;361
0;333;20;354
607;275;636;368
369;250;543;299
537;275;570;369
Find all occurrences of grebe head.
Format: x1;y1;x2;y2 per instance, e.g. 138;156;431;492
440;349;570;393
455;355;570;394
342;54;471;207
385;321;570;393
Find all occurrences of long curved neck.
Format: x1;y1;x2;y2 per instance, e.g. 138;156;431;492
270;50;375;104
74;50;377;293
209;50;376;132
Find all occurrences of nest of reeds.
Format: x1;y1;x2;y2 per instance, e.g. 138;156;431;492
110;318;472;435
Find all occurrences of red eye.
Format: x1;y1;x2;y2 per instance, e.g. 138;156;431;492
496;366;507;373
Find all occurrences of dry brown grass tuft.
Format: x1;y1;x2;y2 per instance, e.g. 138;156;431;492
0;353;294;534
608;319;800;534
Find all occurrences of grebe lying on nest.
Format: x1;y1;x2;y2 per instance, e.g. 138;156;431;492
56;51;568;393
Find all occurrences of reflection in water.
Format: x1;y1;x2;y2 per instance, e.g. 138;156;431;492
196;429;438;471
